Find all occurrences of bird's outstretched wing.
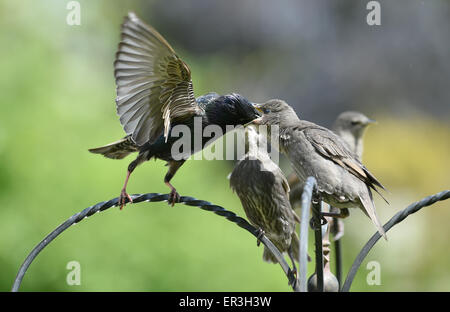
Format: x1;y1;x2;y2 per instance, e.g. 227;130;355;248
303;125;388;202
115;12;203;146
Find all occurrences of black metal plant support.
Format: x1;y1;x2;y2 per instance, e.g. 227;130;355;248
11;193;300;292
297;183;450;292
341;189;450;292
311;200;324;291
11;183;450;292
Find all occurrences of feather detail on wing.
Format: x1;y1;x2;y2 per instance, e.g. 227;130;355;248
304;126;388;203
88;135;138;159
115;12;202;146
279;170;301;223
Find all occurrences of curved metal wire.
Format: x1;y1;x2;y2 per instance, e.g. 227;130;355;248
298;176;316;291
342;190;450;292
12;193;299;292
12;184;448;292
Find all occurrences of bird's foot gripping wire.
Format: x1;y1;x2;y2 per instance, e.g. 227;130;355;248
288;247;299;283
309;215;328;230
167;188;181;207
328;207;346;241
119;189;133;210
331;218;345;241
321;207;349;219
255;228;265;247
287;268;298;288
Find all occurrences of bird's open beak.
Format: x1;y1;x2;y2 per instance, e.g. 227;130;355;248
249;103;263;125
252;103;264;114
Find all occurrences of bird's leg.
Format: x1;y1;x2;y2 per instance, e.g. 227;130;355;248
164;161;184;206
287;246;299;287
255;228;265;246
288;246;298;277
119;159;139;210
321;208;349;219
287;268;297;287
330;207;345;241
165;181;180;207
309;215;328;229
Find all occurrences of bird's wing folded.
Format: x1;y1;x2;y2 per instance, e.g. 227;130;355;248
115;12;203;146
304;126;388;198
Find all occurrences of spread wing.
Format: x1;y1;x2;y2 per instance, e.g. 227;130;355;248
115;12;203;146
304;126;388;201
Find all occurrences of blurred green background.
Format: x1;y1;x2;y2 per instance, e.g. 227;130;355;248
0;0;449;291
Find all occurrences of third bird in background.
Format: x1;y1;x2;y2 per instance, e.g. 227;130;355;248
332;111;376;162
253;100;389;239
229;126;302;273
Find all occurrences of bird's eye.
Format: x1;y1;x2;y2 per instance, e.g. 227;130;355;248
263;108;271;114
351;121;360;125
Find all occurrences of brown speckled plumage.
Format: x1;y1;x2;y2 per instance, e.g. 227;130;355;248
229;126;300;264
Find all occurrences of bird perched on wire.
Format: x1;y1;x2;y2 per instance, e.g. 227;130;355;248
89;12;260;208
229;126;302;270
253;100;388;239
288;111;377;239
329;111;377;240
289;111;376;186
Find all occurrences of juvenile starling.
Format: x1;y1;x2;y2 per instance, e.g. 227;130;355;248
253;100;388;239
89;13;260;208
229;126;301;267
288;111;377;237
330;111;376;240
289;110;376;187
332;111;376;162
287;111;376;205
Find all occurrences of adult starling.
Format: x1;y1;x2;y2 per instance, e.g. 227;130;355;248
89;13;260;208
229;126;301;268
253;100;388;239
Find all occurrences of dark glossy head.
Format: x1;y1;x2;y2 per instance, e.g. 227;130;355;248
252;99;299;126
333;111;376;138
208;93;261;127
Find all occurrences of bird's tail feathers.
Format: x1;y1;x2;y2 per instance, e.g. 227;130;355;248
359;192;387;240
362;165;386;191
363;166;390;204
262;246;279;264
88;136;138;159
372;187;390;205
